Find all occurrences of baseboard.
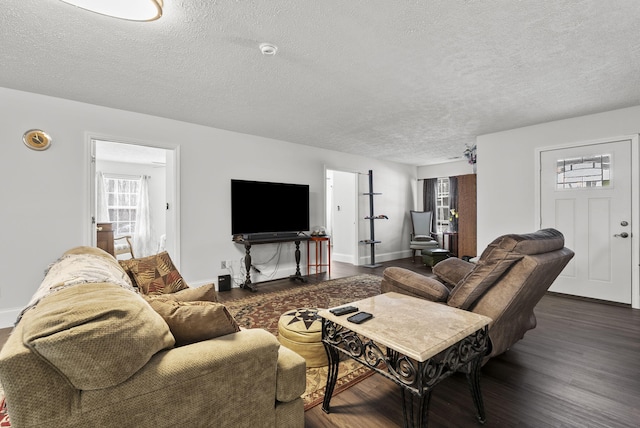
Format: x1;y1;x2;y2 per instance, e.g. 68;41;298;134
190;278;239;291
0;307;21;329
332;252;357;264
359;250;412;266
191;265;302;291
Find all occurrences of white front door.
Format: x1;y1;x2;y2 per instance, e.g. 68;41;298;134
540;139;632;304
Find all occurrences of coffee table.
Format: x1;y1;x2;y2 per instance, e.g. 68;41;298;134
318;292;492;427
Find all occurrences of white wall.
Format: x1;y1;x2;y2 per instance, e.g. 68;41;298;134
477;105;640;307
0;87;416;327
417;159;473;180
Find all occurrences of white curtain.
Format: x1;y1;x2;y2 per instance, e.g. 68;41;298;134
134;176;155;257
96;172;109;222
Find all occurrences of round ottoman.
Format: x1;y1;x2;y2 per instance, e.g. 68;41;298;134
277;308;327;368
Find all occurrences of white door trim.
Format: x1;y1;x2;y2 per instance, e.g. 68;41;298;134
85;132;182;268
324;165;360;265
534;134;639;309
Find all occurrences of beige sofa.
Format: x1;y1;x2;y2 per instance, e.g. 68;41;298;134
0;247;306;428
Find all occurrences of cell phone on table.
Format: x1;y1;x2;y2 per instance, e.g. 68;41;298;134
347;311;373;324
329;305;359;316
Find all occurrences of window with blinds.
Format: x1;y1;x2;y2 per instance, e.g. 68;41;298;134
104;176;140;236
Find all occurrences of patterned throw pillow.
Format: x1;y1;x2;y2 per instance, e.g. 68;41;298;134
118;258;141;290
126;252;189;295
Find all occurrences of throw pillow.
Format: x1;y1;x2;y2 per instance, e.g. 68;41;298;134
144;283;218;303
128;252;189;295
447;248;523;310
118;257;141;289
22;283;175;391
147;299;241;346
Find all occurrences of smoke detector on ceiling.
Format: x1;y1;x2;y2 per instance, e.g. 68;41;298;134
259;43;278;56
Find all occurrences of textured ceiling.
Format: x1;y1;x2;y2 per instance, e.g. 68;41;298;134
2;1;640;165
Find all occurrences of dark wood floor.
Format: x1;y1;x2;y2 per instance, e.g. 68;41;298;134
2;258;639;428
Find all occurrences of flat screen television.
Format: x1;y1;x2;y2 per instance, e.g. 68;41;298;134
231;179;310;237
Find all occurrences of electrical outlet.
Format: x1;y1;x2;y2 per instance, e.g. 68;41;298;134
220;261;227;269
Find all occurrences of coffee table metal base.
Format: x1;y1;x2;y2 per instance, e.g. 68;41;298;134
321;320;489;427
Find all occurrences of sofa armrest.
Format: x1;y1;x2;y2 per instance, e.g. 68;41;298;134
381;267;449;301
432;257;475;286
276;345;306;402
0;322;80;428
79;329;298;427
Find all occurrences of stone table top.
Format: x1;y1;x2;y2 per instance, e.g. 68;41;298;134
318;292;492;362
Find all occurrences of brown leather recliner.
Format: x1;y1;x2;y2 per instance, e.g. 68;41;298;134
382;228;574;360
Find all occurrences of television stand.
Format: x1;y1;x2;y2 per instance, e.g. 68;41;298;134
233;235;310;292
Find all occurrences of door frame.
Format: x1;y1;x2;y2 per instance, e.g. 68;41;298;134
534;134;639;309
85;132;182;267
324;166;360;265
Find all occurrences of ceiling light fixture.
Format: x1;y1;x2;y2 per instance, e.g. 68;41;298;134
59;0;163;22
259;43;278;56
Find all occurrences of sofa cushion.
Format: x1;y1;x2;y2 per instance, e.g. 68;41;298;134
122;252;189;295
147;299;240;346
22;283;175;390
447;247;523;310
145;283;218;303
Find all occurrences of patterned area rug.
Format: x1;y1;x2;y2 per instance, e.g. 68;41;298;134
0;384;8;427
224;274;382;410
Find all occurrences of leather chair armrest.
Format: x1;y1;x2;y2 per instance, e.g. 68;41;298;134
381;267;449;301
432;257;475;286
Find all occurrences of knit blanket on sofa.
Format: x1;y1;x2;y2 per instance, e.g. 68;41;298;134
16;253;135;324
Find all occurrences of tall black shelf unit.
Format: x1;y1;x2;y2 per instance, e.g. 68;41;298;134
360;170;386;268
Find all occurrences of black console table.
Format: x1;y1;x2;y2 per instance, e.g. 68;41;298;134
233;235;310;292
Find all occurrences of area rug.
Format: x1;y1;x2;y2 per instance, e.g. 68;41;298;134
224;274;382;410
0;384;8;427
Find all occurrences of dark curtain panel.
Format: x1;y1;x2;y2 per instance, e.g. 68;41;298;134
423;178;437;232
449;176;458;211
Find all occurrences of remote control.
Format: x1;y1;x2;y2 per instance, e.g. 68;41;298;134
347;311;373;324
329;306;359;316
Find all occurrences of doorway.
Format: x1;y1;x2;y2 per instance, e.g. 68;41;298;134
88;138;180;265
325;169;359;265
538;136;638;306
